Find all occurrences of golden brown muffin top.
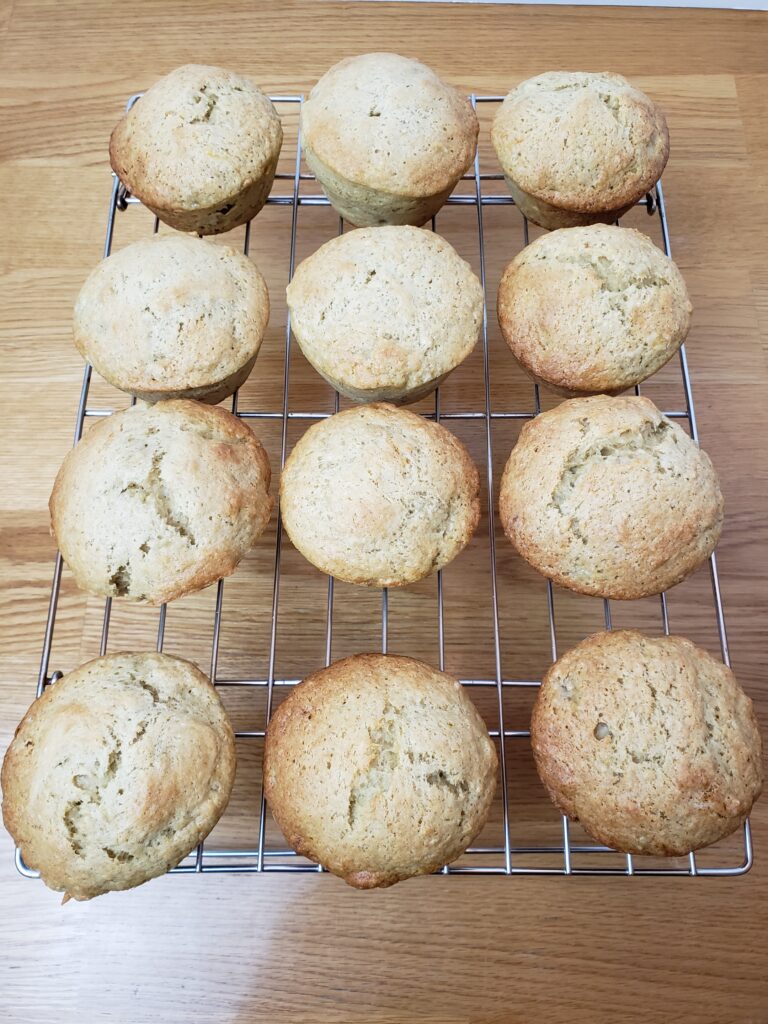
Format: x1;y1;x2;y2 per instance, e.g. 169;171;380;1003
499;396;723;599
302;53;478;198
492;72;669;212
532;630;762;856
2;652;236;900
264;654;497;887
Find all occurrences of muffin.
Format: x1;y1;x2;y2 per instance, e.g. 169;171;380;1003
531;630;762;856
301;53;478;227
491;72;669;229
50;400;273;604
110;64;283;235
264;654;498;887
286;226;483;404
498;395;723;599
497;225;692;396
2;652;236;900
280;403;480;587
73;235;270;404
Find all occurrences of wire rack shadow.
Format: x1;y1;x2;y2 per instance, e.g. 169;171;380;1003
18;93;753;881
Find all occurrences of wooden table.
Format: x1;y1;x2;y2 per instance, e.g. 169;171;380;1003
1;2;767;1021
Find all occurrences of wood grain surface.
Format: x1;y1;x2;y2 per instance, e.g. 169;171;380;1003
1;2;767;1022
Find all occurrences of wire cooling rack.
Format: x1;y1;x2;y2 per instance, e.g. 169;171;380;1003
18;93;753;882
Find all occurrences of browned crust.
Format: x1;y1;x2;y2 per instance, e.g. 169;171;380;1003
264;653;498;887
497;396;723;600
2;652;236;900
49;401;273;605
108;65;282;235
518;117;669;214
496;226;692;397
109;124;274;214
498;498;717;602
72;236;270;398
491;72;669;214
301;54;478;200
279;403;480;588
530;631;763;857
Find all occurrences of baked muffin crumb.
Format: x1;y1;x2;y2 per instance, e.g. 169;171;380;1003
110;64;282;235
287;226;483;404
280;403;480;587
301;53;478;226
50;400;273;604
492;72;669;229
74;234;270;404
497;225;692;395
499;395;723;599
265;653;497;887
2;652;236;900
532;630;762;856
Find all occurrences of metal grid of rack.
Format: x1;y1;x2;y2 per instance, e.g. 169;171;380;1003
17;93;753;881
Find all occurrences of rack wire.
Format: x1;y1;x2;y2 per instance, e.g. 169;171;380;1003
17;93;753;881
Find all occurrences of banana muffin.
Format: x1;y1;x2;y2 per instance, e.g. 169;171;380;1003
286;226;483;404
2;652;236;900
531;630;762;856
498;396;723;599
74;235;270;404
50;400;273;604
264;654;498;887
497;225;692;395
301;53;478;227
110;64;283;235
491;72;669;229
280;403;480;587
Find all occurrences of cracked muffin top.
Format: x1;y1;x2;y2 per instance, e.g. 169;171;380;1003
49;400;273;604
73;234;270;404
497;225;692;395
491;71;669;213
498;396;723;599
2;652;236;900
279;403;480;587
531;630;762;856
286;226;483;404
301;53;478;198
264;653;497;887
109;64;282;234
